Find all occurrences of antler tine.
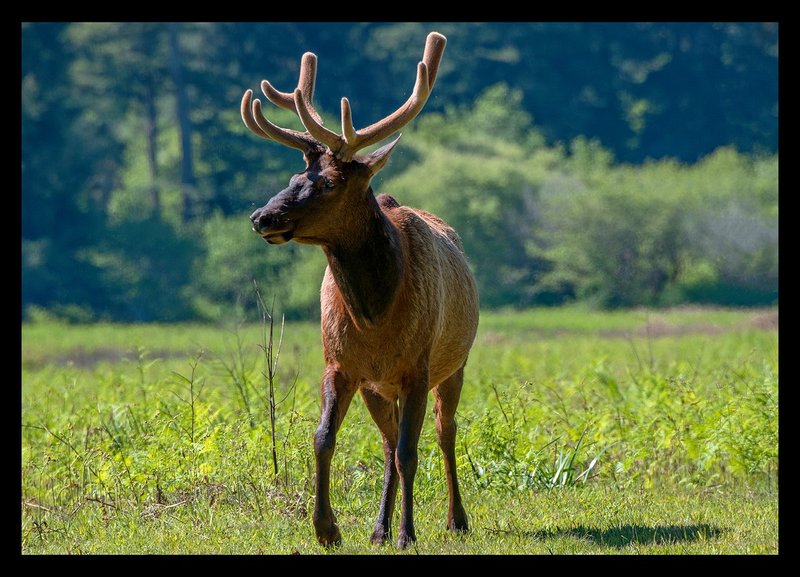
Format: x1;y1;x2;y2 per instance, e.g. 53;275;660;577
341;97;356;145
261;52;323;125
240;89;318;153
421;31;446;90
294;88;343;152
335;31;446;162
241;89;271;139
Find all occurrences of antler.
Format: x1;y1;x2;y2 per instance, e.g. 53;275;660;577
240;52;325;154
241;32;447;162
298;31;447;161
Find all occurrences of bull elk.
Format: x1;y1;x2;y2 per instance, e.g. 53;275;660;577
241;31;479;549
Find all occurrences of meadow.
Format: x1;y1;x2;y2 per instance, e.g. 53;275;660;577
21;306;778;554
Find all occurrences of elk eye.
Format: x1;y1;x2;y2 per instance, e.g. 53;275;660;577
324;178;335;189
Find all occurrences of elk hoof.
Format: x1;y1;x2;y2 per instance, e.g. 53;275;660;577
397;530;416;550
448;511;469;533
316;522;342;547
370;525;392;545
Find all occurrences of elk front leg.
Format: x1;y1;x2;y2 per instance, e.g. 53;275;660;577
313;366;356;547
360;387;399;545
396;376;428;549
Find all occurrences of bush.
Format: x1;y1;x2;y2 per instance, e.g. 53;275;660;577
191;212;326;321
533;145;777;308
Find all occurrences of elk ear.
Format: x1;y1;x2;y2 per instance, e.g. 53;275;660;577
358;135;401;175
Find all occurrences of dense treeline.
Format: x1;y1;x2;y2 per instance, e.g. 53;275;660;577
21;22;778;322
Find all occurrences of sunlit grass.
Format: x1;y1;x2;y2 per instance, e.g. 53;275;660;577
21;307;778;554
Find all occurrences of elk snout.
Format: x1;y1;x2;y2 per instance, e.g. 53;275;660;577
250;203;295;244
249;206;272;232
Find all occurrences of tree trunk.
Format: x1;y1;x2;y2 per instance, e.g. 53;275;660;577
168;23;196;223
143;79;160;218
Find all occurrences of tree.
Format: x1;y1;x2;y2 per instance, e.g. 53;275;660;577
66;23;172;217
168;23;197;221
22;22;124;320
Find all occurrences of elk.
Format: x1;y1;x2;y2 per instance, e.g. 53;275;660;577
241;32;479;549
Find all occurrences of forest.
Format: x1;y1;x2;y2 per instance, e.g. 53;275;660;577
21;22;778;322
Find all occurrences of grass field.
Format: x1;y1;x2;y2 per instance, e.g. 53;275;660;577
21;306;778;554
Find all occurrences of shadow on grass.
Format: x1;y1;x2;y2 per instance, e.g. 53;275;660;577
563;524;723;547
485;523;723;548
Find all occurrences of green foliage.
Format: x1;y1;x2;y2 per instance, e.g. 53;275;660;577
461;411;606;491
468;309;779;492
533;146;777;308
192;212;326;321
21;307;778;553
21;23;778;322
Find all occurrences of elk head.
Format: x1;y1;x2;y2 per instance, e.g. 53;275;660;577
242;32;446;246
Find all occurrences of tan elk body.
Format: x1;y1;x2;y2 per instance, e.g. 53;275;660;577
241;32;479;548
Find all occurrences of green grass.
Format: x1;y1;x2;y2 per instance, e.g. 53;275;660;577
22;487;775;554
21;306;778;554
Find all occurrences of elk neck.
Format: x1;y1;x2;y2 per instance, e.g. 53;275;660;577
321;189;404;328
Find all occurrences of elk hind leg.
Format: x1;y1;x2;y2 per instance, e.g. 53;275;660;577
433;366;468;532
360;387;399;545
